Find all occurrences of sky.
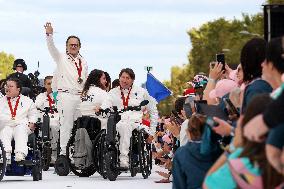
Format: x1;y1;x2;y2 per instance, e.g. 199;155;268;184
0;0;265;85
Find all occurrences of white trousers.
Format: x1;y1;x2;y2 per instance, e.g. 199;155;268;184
50;123;59;150
57;92;81;154
0;123;32;155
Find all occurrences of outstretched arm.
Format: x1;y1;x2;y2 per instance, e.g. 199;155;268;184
44;22;61;63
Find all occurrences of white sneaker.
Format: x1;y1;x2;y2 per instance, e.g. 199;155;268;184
15;152;26;162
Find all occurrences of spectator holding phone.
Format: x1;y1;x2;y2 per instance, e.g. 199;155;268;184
172;114;214;189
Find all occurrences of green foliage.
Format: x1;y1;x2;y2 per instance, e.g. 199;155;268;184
158;13;264;116
188;14;263;75
0;51;14;80
267;0;284;4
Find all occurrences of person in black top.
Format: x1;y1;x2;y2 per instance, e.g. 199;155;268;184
7;59;32;90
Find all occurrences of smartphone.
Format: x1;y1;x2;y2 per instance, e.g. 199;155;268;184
216;53;225;70
205;116;219;129
224;98;240;117
171;110;183;125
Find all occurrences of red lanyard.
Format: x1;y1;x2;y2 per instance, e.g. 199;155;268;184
68;54;82;78
47;94;55;114
75;59;82;78
120;86;132;109
7;96;21;120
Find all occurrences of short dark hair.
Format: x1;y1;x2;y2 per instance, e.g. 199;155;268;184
112;79;120;89
119;68;135;80
44;76;53;83
66;35;81;48
6;77;22;92
240;38;267;83
174;97;186;114
187;114;206;140
266;36;284;74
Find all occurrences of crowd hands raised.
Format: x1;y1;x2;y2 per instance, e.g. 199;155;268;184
0;22;284;188
151;37;284;188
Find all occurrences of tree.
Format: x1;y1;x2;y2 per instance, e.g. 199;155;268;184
267;0;284;4
158;13;264;115
0;51;14;79
188;14;263;75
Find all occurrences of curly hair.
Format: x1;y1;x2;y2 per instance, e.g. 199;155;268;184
81;69;105;96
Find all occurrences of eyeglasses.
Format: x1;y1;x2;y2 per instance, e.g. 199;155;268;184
69;44;79;48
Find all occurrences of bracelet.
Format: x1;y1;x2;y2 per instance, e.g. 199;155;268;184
208;78;217;83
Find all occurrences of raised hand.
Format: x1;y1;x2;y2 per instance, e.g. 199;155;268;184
44;22;53;35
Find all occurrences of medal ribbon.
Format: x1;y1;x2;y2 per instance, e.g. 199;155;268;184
47;94;55;114
68;54;82;79
7;96;21;119
120;86;132;109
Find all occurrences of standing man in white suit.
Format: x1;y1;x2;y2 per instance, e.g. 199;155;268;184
44;22;88;155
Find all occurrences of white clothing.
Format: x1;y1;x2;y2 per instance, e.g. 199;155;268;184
0;92;3;99
46;35;88;92
101;85;158;161
80;86;109;130
51;69;58;92
46;34;88;155
0;95;37;128
57;92;81;154
35;92;60;150
0;95;37;155
180;119;189;146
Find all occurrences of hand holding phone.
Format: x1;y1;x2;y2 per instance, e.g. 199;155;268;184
216;53;225;71
205;116;219;129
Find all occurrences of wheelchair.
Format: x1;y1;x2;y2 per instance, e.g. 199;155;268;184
35;107;59;171
55;116;102;177
0;133;42;181
100;100;152;181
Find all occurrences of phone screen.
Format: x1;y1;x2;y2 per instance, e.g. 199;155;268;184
216;53;225;70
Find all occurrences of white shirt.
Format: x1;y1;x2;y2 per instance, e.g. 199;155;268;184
180;119;189;146
0;94;37;128
101;85;158;135
0;92;3;99
46;35;88;92
35;92;59;126
80;86;109;116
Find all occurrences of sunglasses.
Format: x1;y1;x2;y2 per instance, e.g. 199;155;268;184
69;44;79;48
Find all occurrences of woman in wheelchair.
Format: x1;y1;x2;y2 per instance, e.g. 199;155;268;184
0;78;37;163
79;69;109;129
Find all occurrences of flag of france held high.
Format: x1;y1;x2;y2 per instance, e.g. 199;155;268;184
146;72;172;103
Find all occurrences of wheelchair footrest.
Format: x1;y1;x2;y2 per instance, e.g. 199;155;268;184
16;160;34;167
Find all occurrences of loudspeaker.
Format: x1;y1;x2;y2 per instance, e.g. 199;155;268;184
264;4;284;41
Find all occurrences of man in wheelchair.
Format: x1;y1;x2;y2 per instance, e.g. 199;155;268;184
101;68;158;168
0;78;37;164
35;76;59;163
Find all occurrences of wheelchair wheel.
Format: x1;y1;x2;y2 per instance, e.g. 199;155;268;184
93;129;107;179
42;144;52;171
129;132;138;177
66;131;96;177
55;155;70;176
138;130;151;179
105;150;119;181
0;140;6;181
